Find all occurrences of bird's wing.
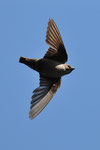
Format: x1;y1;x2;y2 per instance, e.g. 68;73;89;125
29;75;61;119
44;19;68;63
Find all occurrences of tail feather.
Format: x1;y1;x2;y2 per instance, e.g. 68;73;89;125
19;56;39;70
19;57;27;63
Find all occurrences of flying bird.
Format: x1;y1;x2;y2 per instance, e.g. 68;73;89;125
19;19;74;119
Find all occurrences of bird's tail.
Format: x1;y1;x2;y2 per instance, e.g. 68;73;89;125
19;57;39;70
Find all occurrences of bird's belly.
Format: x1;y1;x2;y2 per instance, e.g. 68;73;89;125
42;68;62;78
38;59;65;78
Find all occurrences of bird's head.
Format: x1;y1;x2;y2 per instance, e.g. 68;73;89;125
64;64;75;74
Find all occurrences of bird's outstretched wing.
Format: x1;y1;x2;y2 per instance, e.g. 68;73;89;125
44;19;68;63
29;75;61;119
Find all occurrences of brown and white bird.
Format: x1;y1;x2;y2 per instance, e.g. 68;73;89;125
19;19;74;119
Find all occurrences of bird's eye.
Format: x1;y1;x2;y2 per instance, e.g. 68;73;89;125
68;65;70;68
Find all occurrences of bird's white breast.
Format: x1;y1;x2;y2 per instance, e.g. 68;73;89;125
55;64;66;71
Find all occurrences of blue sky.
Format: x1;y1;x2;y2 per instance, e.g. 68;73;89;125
0;0;100;149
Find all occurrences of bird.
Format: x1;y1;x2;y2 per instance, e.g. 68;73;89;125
19;19;74;119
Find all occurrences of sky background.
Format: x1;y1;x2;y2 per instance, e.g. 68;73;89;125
0;0;100;150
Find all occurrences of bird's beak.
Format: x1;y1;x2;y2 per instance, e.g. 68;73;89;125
71;67;75;70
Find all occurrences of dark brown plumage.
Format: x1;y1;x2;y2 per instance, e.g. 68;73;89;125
19;19;74;119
